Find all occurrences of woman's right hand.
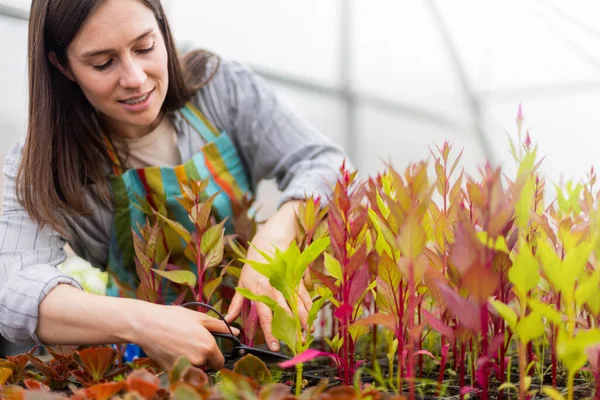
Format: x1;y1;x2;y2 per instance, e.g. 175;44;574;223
129;302;239;371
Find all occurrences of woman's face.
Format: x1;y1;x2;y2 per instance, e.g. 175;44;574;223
63;0;169;138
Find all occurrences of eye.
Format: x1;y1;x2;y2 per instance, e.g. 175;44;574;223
93;59;113;72
137;43;155;54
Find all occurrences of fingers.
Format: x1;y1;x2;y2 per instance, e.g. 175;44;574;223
200;313;240;336
256;302;279;352
225;291;244;324
297;282;313;331
204;337;225;371
274;291;293;317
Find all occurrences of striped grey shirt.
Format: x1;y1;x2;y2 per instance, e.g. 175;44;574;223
0;58;348;345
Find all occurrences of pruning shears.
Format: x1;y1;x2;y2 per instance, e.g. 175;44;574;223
181;302;290;364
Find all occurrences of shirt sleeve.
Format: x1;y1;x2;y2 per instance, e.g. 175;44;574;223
195;58;353;206
0;140;83;345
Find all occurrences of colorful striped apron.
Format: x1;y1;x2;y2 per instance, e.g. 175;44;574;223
102;102;252;304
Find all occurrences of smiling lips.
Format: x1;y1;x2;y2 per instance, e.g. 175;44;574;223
119;88;154;105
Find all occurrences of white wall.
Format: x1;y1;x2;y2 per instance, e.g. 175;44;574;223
0;14;28;209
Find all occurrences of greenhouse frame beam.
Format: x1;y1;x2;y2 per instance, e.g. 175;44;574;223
478;80;600;101
0;3;28;20
252;67;475;133
543;2;600;42
424;0;495;165
536;6;600;75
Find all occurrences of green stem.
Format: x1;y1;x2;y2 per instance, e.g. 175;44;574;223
518;340;527;400
567;372;574;400
296;363;304;396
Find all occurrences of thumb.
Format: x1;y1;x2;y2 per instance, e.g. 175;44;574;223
225;291;244;324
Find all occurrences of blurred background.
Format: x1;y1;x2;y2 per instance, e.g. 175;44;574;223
1;0;600;351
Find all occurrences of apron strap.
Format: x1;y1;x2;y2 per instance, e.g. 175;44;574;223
179;102;220;143
102;134;126;176
103;103;219;177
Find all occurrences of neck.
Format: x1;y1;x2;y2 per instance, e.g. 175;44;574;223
100;110;165;139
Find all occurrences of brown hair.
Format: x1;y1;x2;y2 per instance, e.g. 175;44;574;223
17;0;218;237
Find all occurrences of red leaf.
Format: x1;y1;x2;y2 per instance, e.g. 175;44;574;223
346;244;367;277
87;381;125;400
74;347;118;383
278;349;340;369
70;369;94;387
460;265;499;304
422;309;455;341
310;266;339;294
437;283;481;334
350;209;368;239
23;379;50;392
353;313;397;332
348;265;369;306
242;299;259;347
413;350;440;364
461;386;477;396
126;369;160;400
25;353;60;381
334;303;354;325
448;222;484;276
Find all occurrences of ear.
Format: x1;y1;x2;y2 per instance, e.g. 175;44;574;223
48;52;76;82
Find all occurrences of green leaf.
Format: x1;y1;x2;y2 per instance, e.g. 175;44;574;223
154;213;191;243
308;291;331;329
537;241;564;293
576;268;600;315
297;237;330;272
203;276;222;302
200;222;225;255
151;269;197;287
509;241;540;299
232;354;272;385
204;231;225;269
235;288;278;310
169;356;192;384
556;329;594;374
240;259;273;279
272;307;298;353
515;312;545;344
368;209;393;257
324;253;342;281
515;177;535;230
490;300;518;330
562;239;593;290
528;298;562;325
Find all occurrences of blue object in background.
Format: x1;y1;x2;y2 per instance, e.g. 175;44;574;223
111;343;147;362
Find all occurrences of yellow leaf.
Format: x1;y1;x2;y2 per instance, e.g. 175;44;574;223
324;253;343;282
490;300;517;330
541;386;566;400
509;240;540;300
575;268;600;314
397;214;426;261
498;382;517;392
0;367;12;385
537;241;564;293
151;268;197;287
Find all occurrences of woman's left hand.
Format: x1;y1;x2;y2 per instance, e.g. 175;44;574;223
224;200;312;352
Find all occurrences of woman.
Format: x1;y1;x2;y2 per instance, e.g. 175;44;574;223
0;0;346;370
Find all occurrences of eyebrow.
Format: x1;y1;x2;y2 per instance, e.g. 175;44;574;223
80;28;154;58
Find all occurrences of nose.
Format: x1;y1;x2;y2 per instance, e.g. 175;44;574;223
118;56;146;89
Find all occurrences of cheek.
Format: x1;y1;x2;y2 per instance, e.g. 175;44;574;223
73;69;115;105
154;43;170;84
